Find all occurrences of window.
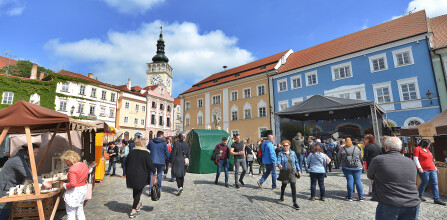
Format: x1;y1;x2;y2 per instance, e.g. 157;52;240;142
185;118;190;126
101;91;107;100
135;104;140;112
110;93;116;102
231;130;239;136
160;104;164;110
231;91;238;101
197;99;203;107
278;101;289;111
369;53;388;72
77;103;84;113
125;102;130;109
185;102;191;110
259;127;268;139
408;120;421;127
404;117;424;127
291;76;302;89
89;106;95;115
376;87;391;103
167;117;171;127
355;91;361;100
257;85;265;96
401;83;417;101
167;105;171;112
152;101;156;108
305;71;318;86
197;116;203;125
159;116;164;126
59;101;67;111
61;82;69;92
339;93;350;99
397;77;421;109
244;109;251;119
231;111;238;121
141;119;145;126
151;114;156;125
291;97;303;106
109;109;114;118
79;85;86;95
1;91;14;104
243;88;251;99
212;95;221;105
134;118;139;125
91;88;97;97
278;79;287;92
142;106;146;112
100;108;106;116
258;107;266;117
124;117;129;124
392;46;414;67
331;62;352;80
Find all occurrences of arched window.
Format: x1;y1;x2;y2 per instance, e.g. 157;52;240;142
197;111;203;125
257;99;267;118
29;93;40;105
403;117;424;127
231;105;238;121
185;113;191;126
243;102;252;119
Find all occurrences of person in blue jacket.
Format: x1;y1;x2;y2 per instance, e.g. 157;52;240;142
257;135;278;189
276;140;301;210
147;131;170;192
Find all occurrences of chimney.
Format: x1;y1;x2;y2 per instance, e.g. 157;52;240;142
126;78;132;90
30;63;38;79
88;73;94;79
39;72;45;80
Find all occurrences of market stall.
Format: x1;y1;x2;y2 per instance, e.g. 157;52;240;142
93;121;112;182
0;101;95;219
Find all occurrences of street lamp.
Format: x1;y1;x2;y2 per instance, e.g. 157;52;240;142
426;90;433;104
70;106;75;115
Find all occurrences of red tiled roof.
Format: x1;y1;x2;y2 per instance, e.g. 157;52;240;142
174;98;181;105
181;50;289;95
429;14;447;49
56;69;117;89
113;84;148;97
132;86;142;90
278;10;428;73
0;74;44;82
0;56;18;69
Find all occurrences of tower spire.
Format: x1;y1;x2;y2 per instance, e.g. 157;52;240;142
152;22;169;63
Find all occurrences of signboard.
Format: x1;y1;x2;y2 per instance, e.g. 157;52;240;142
418;123;437;143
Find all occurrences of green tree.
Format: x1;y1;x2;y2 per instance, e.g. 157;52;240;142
0;60;54;78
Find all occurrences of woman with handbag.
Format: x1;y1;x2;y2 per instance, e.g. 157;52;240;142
171;134;190;196
120;140;129;178
337;137;364;202
306;144;328;201
245;140;255;176
125;140;156;218
60;150;89;220
276;140;301;210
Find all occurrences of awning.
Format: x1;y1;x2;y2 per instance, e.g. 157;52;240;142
69;118;97;132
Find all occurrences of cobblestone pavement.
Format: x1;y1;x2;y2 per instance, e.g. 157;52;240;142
56;164;447;219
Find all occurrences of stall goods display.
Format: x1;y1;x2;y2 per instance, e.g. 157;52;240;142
435;161;447;168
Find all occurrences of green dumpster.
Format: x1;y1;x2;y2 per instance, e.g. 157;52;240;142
186;129;234;173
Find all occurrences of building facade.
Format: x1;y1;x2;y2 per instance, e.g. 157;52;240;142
174;98;182;133
429;14;447;112
271;11;442;140
180;50;292;141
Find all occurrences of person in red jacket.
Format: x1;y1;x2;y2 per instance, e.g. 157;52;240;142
60;150;89;220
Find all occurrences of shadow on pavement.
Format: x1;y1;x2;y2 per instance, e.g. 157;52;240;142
161;185;179;195
104;201;153;213
242;194;293;208
193;180;215;185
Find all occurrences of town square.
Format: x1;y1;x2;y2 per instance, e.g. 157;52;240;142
1;0;447;219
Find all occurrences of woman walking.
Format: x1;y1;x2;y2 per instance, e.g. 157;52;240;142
60;150;89;220
363;134;382;195
337;138;364;201
164;138;173;179
171;134;190;196
414;139;446;205
120;140;129;178
306;145;328;201
277;140;301;209
245;140;255;176
125;140;156;218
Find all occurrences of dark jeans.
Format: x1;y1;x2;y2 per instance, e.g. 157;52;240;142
106;158;117;175
150;164;165;190
341;167;364;198
0;208;10;220
164;160;169;175
259;164;277;189
247;160;254;175
297;154;309;172
121;157;127;176
418;170;440;200
281;182;297;203
310;172;325;198
257;158;265;174
375;203;419;220
234;158;247;185
216;159;229;184
132;188;143;210
176;177;184;188
327;160;332;172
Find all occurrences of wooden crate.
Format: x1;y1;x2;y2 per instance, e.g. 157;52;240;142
10;197;53;220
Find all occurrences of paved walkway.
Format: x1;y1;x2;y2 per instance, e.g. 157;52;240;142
55;165;447;219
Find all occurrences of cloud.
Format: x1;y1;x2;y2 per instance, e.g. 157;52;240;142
393;0;447;19
0;0;24;16
44;21;255;97
361;19;368;30
99;0;165;14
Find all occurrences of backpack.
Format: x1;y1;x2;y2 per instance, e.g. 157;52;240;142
211;148;220;165
343;146;359;168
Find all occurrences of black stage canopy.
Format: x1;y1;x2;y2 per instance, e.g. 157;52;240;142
276;95;384;121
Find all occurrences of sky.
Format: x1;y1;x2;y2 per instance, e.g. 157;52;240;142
1;0;447;97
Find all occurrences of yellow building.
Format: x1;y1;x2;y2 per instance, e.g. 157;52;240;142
179;50;292;141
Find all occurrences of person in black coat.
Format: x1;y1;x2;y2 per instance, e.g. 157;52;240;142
363;134;382;196
125;140;155;218
171;134;190;196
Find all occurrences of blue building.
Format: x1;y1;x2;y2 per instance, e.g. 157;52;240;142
270;11;443;139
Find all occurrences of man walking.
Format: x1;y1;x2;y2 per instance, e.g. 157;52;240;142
367;137;421;220
230;134;247;189
257;135;277;189
292;132;308;173
106;142;118;176
147;131;170;192
215;137;230;187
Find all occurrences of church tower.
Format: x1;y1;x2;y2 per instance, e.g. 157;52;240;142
147;25;173;95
